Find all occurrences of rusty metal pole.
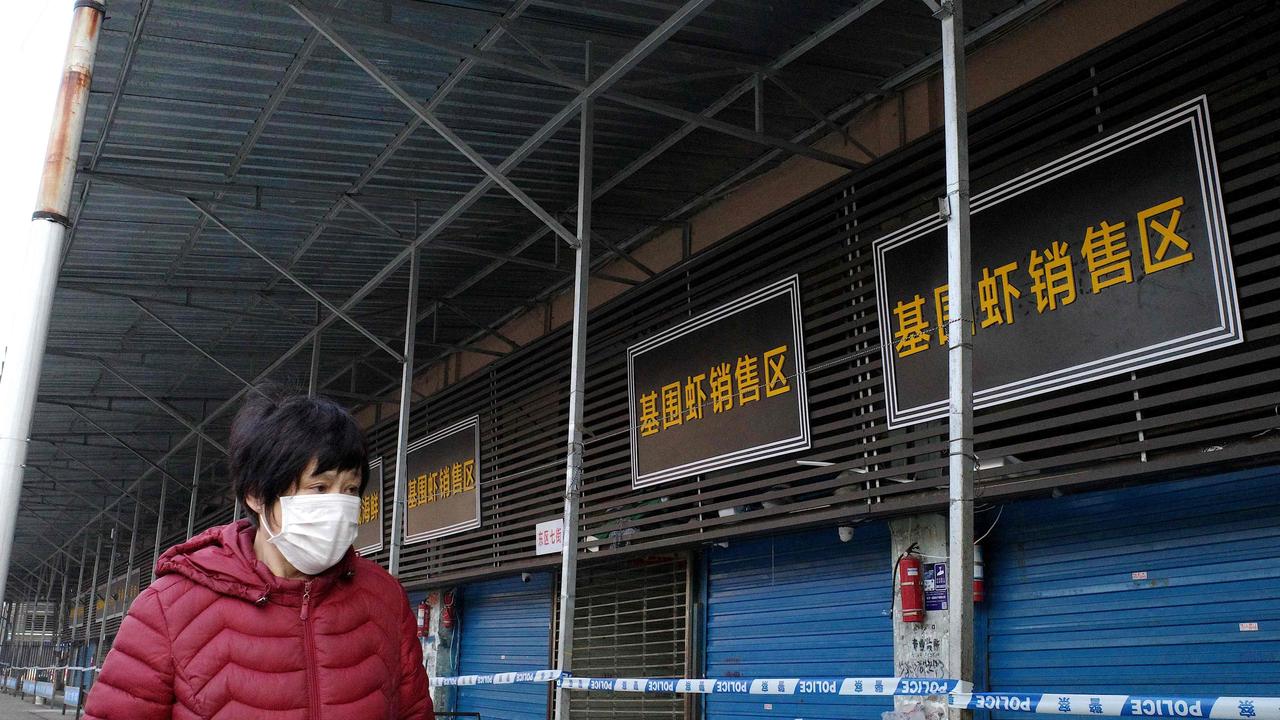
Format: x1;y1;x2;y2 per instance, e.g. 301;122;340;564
0;1;106;605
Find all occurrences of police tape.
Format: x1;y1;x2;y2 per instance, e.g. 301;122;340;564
430;670;563;687
560;676;968;697
430;671;964;697
429;671;1280;718
0;665;97;673
950;693;1280;720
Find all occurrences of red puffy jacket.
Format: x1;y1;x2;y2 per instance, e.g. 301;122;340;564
84;520;433;720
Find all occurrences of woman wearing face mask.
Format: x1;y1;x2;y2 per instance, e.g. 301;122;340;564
83;392;434;720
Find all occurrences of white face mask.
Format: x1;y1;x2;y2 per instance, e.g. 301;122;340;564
263;494;360;576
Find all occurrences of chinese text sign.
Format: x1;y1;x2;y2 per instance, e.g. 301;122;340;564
404;416;482;543
628;275;811;488
354;458;384;555
535;517;565;556
874;96;1240;427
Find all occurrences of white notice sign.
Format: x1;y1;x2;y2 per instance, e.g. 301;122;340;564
535;518;564;556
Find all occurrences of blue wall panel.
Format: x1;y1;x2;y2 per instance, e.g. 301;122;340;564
705;523;893;720
457;573;553;720
985;468;1280;714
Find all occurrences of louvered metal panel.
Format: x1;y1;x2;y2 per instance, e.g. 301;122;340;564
457;573;554;720
704;524;893;720
983;467;1280;711
565;554;690;720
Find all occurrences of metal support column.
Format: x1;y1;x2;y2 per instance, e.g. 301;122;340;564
388;247;420;576
152;477;168;570
0;0;106;606
309;303;322;397
940;0;975;715
69;534;88;662
78;533;102;720
94;516;118;666
30;571;45;672
186;438;202;540
83;535;102;665
56;554;70;661
553;41;593;720
123;500;141;615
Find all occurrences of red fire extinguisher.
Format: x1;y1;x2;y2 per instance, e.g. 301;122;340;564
973;545;986;603
441;590;456;631
416;599;430;638
896;547;925;623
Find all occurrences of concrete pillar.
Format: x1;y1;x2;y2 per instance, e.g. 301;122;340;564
890;514;951;714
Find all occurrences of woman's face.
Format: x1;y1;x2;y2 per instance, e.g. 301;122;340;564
254;458;362;533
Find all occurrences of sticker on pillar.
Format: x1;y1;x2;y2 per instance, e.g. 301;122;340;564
355;457;385;555
403;416;482;543
924;562;948;612
627;275;811;488
874;95;1241;428
535;517;564;556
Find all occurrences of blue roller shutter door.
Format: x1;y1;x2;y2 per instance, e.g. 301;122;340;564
984;468;1280;713
705;523;894;720
456;573;553;720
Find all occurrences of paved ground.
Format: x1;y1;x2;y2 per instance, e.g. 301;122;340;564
0;692;73;719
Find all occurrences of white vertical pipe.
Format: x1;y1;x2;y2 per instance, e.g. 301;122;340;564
553;41;593;720
941;1;975;715
388;248;420;576
0;0;106;609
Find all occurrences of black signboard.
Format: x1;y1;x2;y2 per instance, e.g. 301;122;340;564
628;275;811;488
403;416;481;543
354;458;384;555
874;96;1241;428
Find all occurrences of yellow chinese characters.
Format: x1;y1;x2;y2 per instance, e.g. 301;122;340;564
1028;241;1076;313
978;261;1020;328
888;196;1196;360
359;493;380;525
638;345;792;438
1082;220;1132;293
893;295;931;357
406;458;477;509
1138;196;1193;273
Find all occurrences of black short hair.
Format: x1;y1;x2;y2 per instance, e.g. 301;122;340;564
229;389;369;521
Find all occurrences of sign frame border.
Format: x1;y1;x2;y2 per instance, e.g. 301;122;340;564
403;414;483;545
354;456;385;555
874;95;1241;428
627;274;811;489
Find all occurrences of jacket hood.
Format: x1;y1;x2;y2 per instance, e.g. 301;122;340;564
155;520;355;605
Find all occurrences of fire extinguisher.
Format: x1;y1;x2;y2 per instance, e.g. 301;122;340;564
416;599;430;638
973;545;986;603
441;590;456;633
895;545;925;623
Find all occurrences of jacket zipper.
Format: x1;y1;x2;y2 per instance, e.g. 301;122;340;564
301;581;322;719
